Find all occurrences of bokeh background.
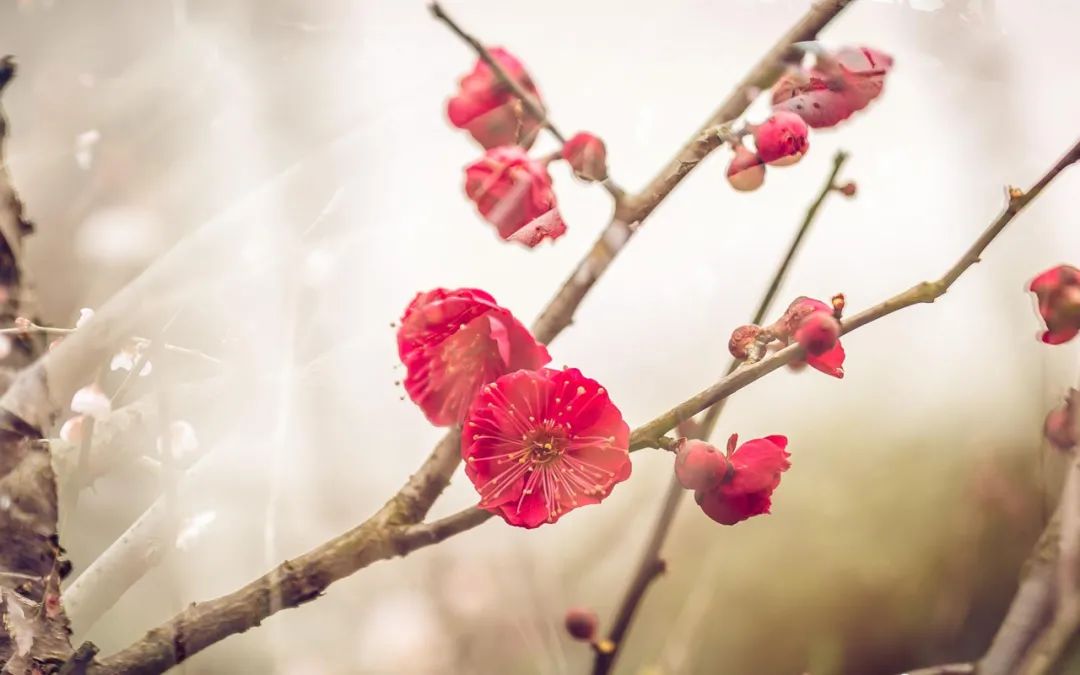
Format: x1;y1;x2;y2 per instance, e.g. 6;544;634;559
2;0;1079;673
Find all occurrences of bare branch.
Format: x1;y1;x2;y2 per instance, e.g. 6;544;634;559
530;0;858;344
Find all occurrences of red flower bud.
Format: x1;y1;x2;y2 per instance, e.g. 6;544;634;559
561;132;608;182
752;112;809;166
675;440;730;491
728;324;763;360
726;145;766;192
564;607;599;641
837;181;857;197
794;311;840;356
464;146;566;247
1029;264;1080;345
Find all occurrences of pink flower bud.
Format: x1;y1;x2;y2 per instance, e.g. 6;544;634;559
728;324;763;360
1045;390;1079;452
794;311;840;356
726;145;765;192
752;112;809;166
561;132;608;182
675;440;730;491
838;182;857;197
564;607;598;641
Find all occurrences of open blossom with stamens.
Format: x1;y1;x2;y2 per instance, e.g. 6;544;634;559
694;434;791;525
462;367;631;528
447;47;544;150
398;288;550;427
464;146;565;247
1029;264;1080;345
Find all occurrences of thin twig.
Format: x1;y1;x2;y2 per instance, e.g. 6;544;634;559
428;1;626;201
629;139;1080;450
0;323;223;366
592;150;850;675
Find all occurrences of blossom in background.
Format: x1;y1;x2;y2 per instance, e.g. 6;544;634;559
461;367;631;528
397;288;550;427
772;45;894;129
688;434;791;525
464;146;565;246
561;132;608;182
1029;264;1080;345
70;383;110;419
59;415;86;444
447;47;543;149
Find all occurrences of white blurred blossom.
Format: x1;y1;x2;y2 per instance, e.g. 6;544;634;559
74;129;101;170
175;511;217;551
75;307;94;329
70;384;110;419
156;420;199;462
59;415;86;444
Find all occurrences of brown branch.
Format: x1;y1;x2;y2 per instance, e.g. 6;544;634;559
630;137;1080;450
592;150;851;675
428;2;627;202
1015;453;1080;675
530;0;858;344
0;56;77;671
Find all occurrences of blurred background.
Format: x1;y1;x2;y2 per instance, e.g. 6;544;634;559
1;0;1079;672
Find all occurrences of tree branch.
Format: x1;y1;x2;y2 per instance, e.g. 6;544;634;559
530;0;857;344
629;137;1080;450
592;150;851;675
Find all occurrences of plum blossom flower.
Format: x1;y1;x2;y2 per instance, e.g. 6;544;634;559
772;46;894;128
461;367;631;528
447;47;543;149
397;288;550;427
693;434;791;525
561;132;608;182
1029;264;1080;345
464;146;565;246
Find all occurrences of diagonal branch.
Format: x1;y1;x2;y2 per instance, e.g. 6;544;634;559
530;0;858;344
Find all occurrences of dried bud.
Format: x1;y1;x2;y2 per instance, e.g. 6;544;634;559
831;293;846;317
561;132;608;182
564;607;599;641
794;311;840;356
726;145;766;192
837;181;857;197
728;324;763;360
752;111;809;166
675;439;730;491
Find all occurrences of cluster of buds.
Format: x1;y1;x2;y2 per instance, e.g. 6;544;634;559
726;112;809;192
447;49;610;247
728;295;846;378
726;44;892;193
